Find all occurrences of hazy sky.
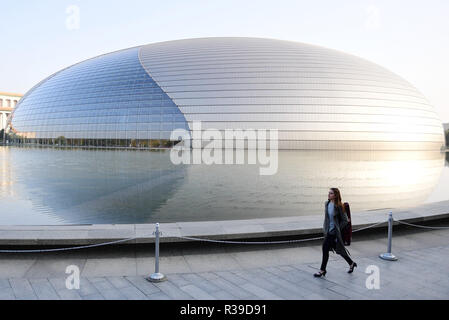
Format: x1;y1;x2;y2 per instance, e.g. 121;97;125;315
1;0;448;122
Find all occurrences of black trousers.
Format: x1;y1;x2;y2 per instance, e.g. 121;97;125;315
320;232;353;271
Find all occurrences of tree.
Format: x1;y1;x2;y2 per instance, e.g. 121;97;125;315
55;136;67;146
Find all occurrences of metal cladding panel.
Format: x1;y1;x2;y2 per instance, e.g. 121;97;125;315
139;37;445;150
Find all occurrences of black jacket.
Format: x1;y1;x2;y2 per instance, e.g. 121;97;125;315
323;200;350;255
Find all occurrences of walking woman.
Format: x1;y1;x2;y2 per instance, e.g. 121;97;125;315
314;188;357;277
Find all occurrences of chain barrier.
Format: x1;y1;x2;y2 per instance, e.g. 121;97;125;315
394;219;449;230
0;217;447;253
172;235;325;245
0;236;139;253
352;221;387;233
162;220;387;245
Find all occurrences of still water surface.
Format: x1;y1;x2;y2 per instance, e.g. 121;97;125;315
0;146;448;225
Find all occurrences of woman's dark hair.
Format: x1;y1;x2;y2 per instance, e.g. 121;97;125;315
330;188;345;213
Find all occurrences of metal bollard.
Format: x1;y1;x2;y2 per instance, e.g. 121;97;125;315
379;212;398;261
146;223;167;282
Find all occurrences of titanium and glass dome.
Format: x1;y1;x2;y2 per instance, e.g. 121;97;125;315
8;37;445;150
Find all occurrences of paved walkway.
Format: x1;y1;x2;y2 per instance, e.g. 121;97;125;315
0;222;448;300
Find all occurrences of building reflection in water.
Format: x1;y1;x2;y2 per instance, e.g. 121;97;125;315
0;147;16;196
151;150;446;222
0;147;446;225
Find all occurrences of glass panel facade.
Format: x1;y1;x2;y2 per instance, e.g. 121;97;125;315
8;47;189;148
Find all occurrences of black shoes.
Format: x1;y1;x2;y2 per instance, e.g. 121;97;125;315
314;263;357;277
348;262;357;273
313;270;327;278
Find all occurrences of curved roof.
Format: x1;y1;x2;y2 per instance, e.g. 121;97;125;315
10;37;445;150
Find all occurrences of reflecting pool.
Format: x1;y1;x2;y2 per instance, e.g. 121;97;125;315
0;146;447;225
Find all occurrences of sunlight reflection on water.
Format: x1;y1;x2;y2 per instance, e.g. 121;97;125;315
0;146;447;225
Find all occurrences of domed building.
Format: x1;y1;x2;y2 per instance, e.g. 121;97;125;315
8;37;445;150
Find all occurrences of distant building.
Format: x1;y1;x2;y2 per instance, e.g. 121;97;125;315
444;123;449;131
1;92;23;132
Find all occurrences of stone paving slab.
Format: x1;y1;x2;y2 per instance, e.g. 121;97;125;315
124;276;160;295
9;278;38;300
199;275;254;299
82;293;105;300
119;285;148;300
29;278;60;300
0;259;36;278
0;279;11;290
178;284;216;300
153;280;195;300
239;282;283;300
77;278;100;297
82;257;137;277
0;287;15;300
106;276;133;290
181;273;221;294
